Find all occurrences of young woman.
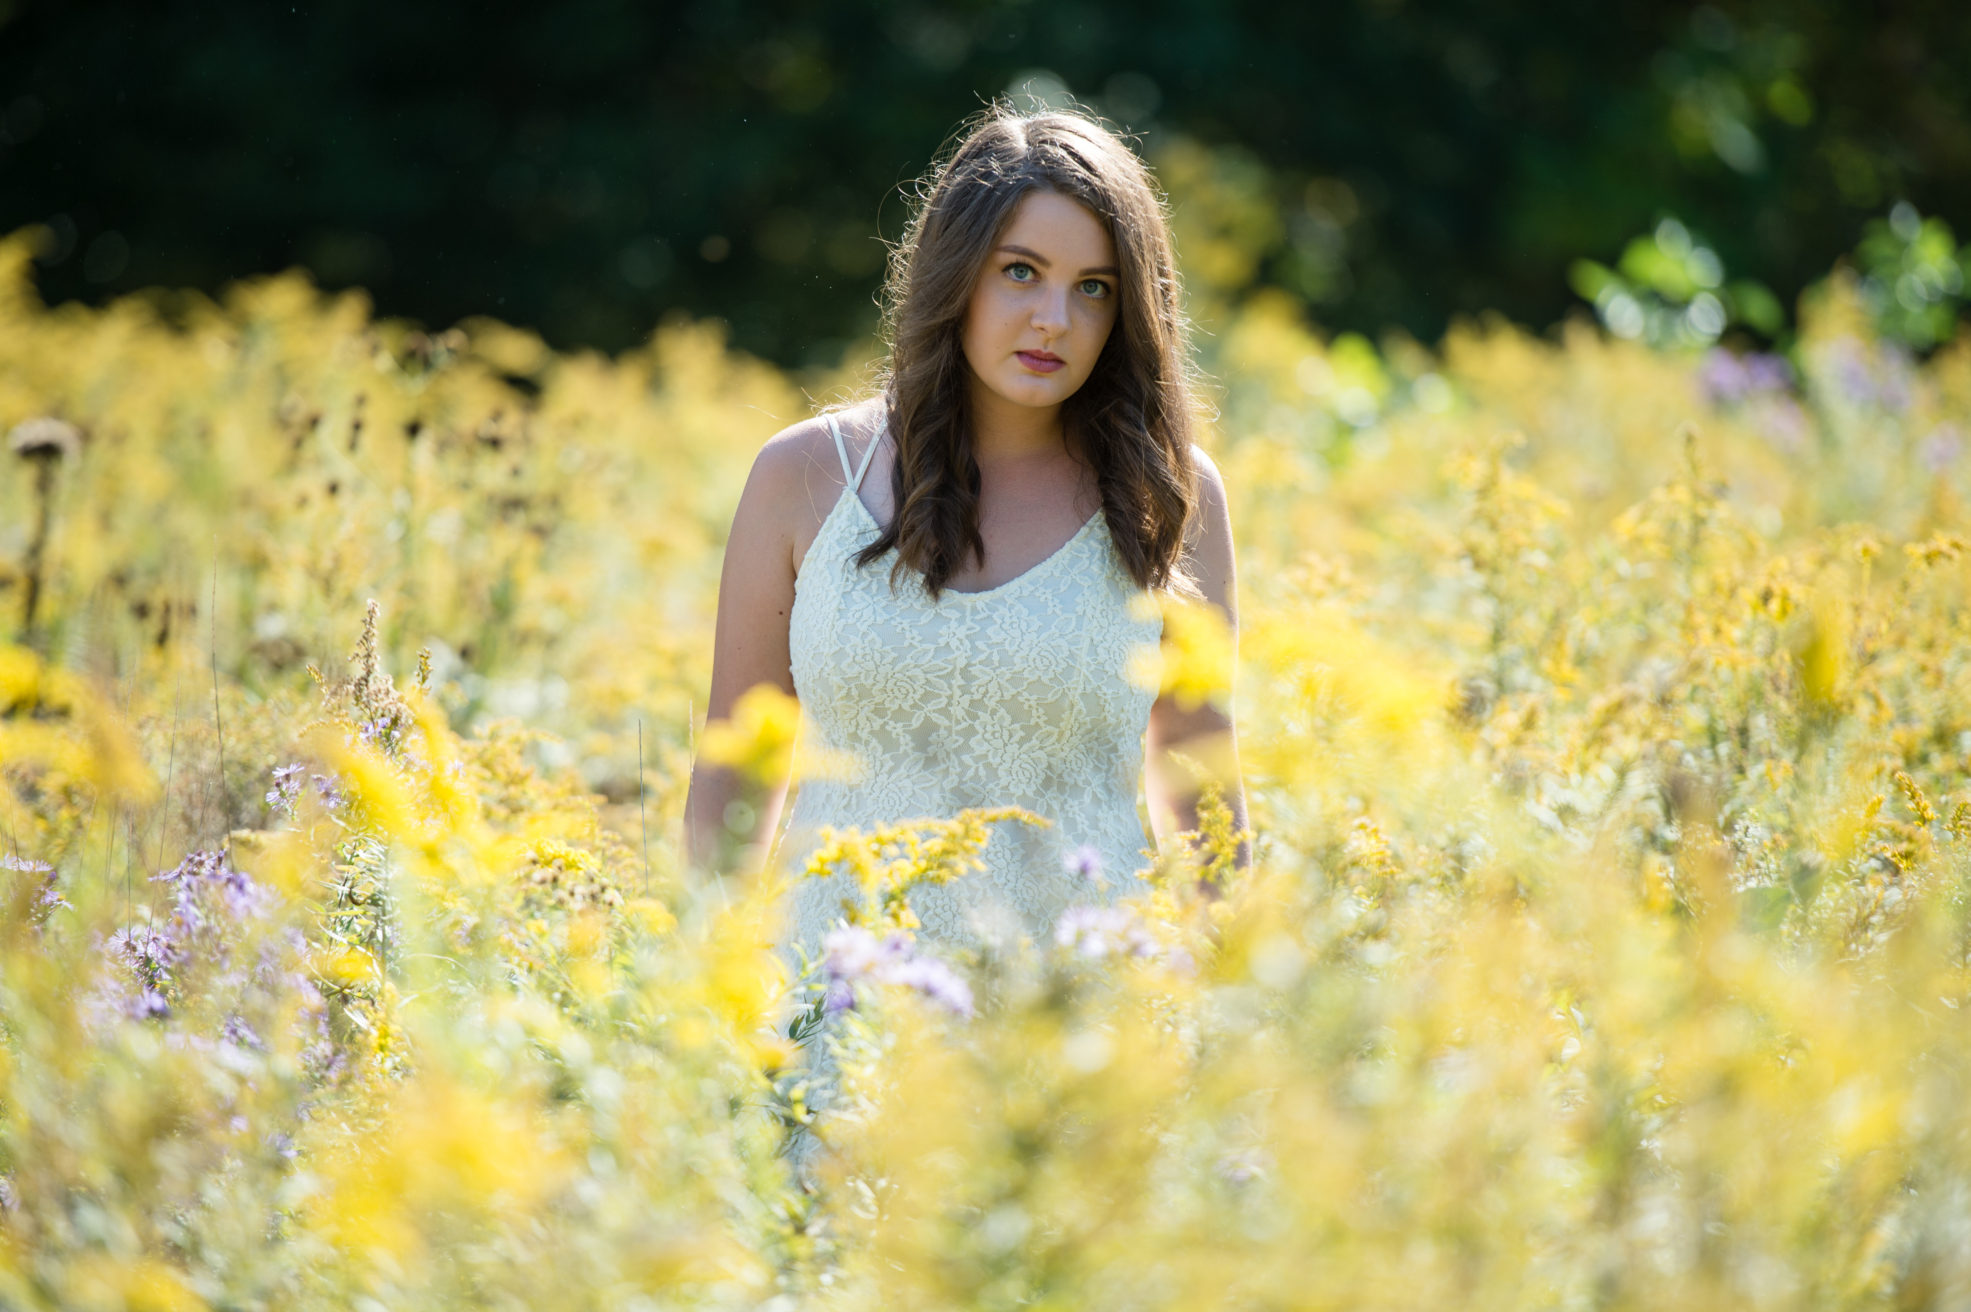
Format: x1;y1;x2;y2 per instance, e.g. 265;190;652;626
684;103;1249;967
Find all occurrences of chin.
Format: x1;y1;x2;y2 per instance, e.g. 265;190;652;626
1003;375;1082;405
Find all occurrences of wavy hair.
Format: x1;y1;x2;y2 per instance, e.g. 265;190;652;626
853;102;1202;600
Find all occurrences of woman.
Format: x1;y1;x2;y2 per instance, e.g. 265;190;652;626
684;103;1249;971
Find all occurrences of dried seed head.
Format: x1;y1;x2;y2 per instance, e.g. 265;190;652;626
319;599;415;755
8;417;82;462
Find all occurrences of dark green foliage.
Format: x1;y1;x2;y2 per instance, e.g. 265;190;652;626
0;0;1966;363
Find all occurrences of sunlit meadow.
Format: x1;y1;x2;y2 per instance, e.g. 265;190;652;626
2;169;1970;1310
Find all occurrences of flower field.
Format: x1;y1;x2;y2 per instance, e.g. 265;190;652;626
2;215;1970;1309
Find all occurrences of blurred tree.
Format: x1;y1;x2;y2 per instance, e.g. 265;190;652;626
0;0;1965;363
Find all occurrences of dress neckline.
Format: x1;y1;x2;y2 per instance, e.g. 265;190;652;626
840;489;1103;603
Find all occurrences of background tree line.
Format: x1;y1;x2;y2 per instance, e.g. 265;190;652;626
1;0;1966;366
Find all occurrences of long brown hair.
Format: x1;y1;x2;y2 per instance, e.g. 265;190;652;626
853;102;1202;600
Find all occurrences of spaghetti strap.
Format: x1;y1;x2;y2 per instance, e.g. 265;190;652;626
825;412;882;494
824;413;854;485
850;421;880;493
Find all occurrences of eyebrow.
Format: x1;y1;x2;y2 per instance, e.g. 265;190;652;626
996;244;1119;276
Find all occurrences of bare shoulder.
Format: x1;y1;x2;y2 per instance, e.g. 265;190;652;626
737;398;887;573
753;398;885;505
751;414;832;490
831;395;889;444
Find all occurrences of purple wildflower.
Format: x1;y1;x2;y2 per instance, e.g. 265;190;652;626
1742;352;1794;394
822;975;857;1015
266;762;305;817
107;925;181;990
821;925;887;984
1920;424;1963;474
817;924;974;1017
1063;844;1104;884
1824;336;1915;413
215;867;267;920
355;713;407;754
4;853;68;921
98;851;274;1023
222;1014;265;1050
154;848;222;892
1698;349;1750;406
1217;1147;1271;1187
312;773;349;812
818;925;881;1015
0;1175;16;1213
1698;348;1794;409
883;954;976;1018
153;849;268;924
1054;904;1161;960
125;989;171;1020
301;1038;347;1083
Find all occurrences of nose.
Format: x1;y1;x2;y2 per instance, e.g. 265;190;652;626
1030;285;1069;337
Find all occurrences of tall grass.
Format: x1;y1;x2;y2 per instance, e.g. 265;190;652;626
2;217;1969;1308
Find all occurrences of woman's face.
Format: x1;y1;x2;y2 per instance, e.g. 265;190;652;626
960;188;1121;420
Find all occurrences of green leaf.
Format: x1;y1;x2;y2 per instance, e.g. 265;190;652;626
1726;280;1786;335
1738;883;1792;933
1568;258;1618;303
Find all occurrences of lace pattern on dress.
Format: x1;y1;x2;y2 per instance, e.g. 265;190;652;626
772;413;1164;964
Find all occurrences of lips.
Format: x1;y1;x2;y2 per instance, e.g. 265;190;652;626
1016;350;1065;374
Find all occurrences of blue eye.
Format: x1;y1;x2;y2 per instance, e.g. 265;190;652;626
1079;278;1112;298
1005;262;1036;281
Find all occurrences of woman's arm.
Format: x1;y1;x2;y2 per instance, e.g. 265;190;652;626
683;429;811;883
1144;445;1252;890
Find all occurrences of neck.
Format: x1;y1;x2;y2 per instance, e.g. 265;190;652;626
966;374;1066;462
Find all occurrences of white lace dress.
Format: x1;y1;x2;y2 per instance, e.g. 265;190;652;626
770;412;1164;971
